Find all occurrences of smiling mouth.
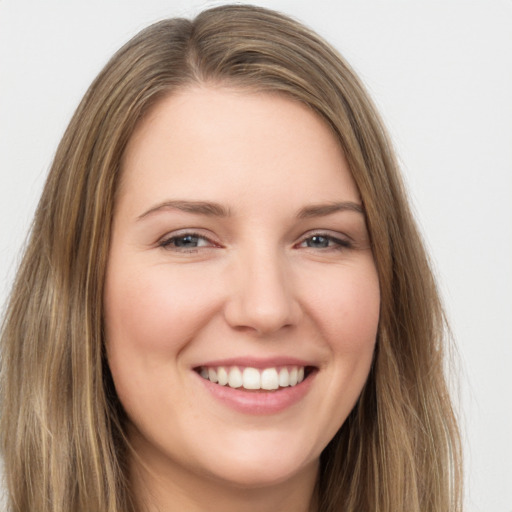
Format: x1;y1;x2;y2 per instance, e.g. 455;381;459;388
195;365;315;391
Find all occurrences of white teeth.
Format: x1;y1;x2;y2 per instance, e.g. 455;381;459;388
261;368;279;390
228;367;243;388
278;367;290;387
199;365;307;390
242;367;261;389
289;367;298;386
217;366;229;386
208;368;218;383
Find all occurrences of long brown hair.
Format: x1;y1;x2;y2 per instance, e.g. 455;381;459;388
0;5;462;511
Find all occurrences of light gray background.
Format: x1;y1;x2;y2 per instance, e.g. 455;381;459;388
1;1;511;510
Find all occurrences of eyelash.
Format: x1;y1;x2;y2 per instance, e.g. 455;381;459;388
296;233;352;251
158;231;352;253
158;232;216;252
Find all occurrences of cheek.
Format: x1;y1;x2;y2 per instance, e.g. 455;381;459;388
103;264;222;416
103;264;220;420
289;260;379;450
104;264;217;356
306;262;380;353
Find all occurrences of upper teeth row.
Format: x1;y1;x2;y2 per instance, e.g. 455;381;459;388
199;366;305;390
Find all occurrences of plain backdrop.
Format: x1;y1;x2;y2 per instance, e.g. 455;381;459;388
1;1;511;510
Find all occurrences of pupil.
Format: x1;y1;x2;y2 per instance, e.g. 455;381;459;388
308;236;329;248
175;235;199;247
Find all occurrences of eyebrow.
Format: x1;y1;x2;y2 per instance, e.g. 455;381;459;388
137;199;364;221
137;200;232;220
296;201;364;218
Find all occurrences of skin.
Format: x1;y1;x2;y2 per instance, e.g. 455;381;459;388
104;86;380;512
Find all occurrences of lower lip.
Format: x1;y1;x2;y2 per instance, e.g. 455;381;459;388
195;371;315;415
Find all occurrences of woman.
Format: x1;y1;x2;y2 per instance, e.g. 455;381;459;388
0;4;462;511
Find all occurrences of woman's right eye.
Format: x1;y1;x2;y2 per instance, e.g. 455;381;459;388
158;233;215;252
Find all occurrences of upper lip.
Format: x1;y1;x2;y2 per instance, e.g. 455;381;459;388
193;356;317;369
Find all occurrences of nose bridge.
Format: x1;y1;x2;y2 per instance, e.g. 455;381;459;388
224;242;299;334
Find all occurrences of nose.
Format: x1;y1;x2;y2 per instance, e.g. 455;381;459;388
223;248;301;336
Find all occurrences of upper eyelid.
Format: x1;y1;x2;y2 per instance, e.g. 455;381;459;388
297;235;351;248
157;231;220;250
159;229;217;242
298;229;353;243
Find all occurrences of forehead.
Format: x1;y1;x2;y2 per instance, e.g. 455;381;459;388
119;86;360;214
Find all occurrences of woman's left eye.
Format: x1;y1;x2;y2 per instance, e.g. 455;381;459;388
298;234;351;250
159;233;213;251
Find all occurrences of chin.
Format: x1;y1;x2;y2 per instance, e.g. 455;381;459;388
193;436;320;490
204;455;318;490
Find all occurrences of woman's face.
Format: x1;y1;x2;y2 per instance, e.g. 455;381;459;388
104;86;380;491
